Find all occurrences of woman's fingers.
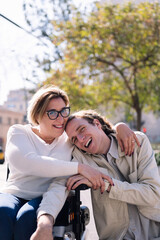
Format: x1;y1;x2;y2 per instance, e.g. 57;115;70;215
99;178;105;193
119;133;140;156
70;178;92;190
115;123;140;155
102;174;114;186
78;164;103;189
78;164;115;192
126;133;140;156
67;174;84;190
67;174;92;190
67;171;114;194
117;138;124;152
127;137;133;156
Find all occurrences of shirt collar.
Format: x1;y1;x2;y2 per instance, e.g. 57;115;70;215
107;135;126;159
107;135;119;160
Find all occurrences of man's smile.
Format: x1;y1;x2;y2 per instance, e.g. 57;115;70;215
84;138;92;148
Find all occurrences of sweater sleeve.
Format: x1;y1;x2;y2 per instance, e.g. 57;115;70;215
37;176;69;220
6;125;78;177
109;133;160;207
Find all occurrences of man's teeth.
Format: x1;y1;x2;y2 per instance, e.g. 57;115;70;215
85;138;92;148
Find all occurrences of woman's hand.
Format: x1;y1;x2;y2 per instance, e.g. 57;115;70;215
30;214;54;240
77;164;113;193
30;226;53;240
67;174;112;194
114;123;140;155
67;174;92;190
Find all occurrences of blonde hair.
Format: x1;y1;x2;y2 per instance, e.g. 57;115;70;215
27;85;69;125
65;109;115;135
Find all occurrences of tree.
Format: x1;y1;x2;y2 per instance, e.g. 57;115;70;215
22;0;97;92
22;0;75;72
45;1;160;130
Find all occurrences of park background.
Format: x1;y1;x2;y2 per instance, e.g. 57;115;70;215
0;0;160;239
0;0;160;157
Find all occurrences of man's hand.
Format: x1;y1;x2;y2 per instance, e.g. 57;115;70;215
114;122;140;155
30;214;54;240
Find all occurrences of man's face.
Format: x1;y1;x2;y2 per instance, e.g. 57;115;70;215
66;117;107;154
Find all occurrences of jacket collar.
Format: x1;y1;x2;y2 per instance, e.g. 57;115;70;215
108;135;126;159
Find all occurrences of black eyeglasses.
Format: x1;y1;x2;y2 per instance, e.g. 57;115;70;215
46;107;70;120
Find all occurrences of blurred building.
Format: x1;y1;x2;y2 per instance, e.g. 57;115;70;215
3;88;32;113
0;106;25;149
0;89;33;150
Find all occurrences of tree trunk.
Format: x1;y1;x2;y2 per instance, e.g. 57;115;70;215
136;107;142;131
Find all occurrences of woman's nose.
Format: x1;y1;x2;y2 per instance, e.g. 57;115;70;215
56;114;64;123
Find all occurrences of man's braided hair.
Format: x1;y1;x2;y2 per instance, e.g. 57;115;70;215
65;109;115;135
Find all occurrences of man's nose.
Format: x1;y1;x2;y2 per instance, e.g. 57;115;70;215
77;134;85;142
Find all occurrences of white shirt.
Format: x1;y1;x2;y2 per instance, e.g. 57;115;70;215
2;124;78;200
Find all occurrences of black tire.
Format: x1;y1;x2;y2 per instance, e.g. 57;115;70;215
0;159;4;164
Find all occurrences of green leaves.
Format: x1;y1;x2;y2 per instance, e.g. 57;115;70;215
46;1;160;130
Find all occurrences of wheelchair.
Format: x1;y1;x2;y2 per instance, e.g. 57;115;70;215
53;184;90;240
0;146;4;164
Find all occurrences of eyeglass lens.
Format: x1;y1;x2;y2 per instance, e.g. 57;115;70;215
47;107;70;120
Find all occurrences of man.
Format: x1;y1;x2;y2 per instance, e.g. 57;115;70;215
65;110;160;240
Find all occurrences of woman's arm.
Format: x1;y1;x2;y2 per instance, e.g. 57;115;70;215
77;164;113;193
30;214;54;240
6;126;113;189
6;126;78;177
114;122;140;155
31;177;68;240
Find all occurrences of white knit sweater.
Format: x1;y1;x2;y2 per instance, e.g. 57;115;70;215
2;124;78;218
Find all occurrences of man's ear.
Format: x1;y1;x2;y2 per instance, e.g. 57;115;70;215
93;119;101;128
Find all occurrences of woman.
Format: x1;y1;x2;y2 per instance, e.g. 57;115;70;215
0;85;138;240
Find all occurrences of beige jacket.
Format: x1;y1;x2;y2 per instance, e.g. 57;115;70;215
72;132;160;240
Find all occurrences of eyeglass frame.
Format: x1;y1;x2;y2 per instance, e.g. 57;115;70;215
46;107;70;120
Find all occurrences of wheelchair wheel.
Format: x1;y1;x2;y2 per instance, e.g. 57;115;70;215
63;231;75;239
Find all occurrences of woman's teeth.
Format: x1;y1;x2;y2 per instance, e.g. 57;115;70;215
54;125;63;129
